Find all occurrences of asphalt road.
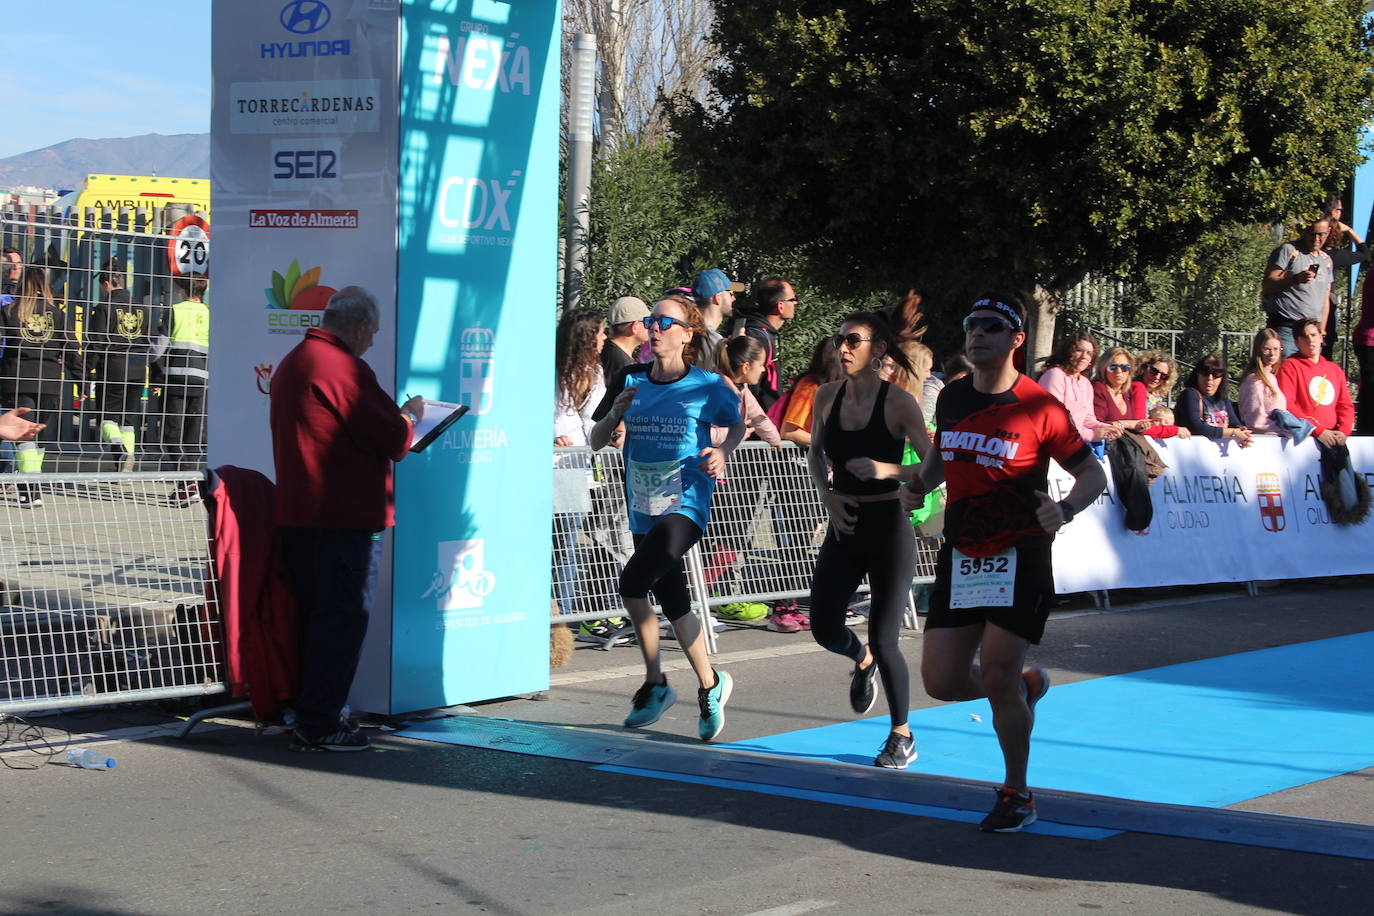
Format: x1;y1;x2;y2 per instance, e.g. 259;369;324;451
3;580;1373;915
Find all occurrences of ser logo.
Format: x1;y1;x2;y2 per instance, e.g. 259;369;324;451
271;143;341;189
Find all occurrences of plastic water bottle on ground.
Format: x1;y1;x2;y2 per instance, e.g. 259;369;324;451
66;748;116;770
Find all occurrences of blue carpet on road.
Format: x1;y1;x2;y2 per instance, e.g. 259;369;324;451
719;632;1374;807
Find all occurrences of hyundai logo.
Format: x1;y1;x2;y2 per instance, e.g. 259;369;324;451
280;0;331;35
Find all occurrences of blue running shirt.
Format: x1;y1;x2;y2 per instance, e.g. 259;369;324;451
595;363;742;534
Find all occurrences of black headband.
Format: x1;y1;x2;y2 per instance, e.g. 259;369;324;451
968;298;1024;331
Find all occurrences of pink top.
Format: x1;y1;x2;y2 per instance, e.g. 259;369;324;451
712;377;782;447
1038;367;1102;441
1238;372;1286;433
1355;271;1374;347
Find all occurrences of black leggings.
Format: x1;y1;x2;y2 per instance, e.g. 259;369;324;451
619;513;703;622
809;499;916;728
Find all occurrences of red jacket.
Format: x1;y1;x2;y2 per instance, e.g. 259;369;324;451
1277;354;1354;437
207;466;299;721
270;328;413;528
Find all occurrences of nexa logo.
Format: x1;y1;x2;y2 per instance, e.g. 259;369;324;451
280;0;330;35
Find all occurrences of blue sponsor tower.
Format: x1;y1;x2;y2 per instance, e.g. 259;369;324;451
210;0;559;713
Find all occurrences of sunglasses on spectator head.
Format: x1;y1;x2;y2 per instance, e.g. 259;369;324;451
962;315;1014;334
662;287;693;298
643;315;690;333
1106;363;1131;372
832;333;873;350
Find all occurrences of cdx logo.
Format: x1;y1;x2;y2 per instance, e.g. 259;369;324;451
280;0;330;35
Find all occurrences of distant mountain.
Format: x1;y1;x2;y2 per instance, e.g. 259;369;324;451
0;133;209;191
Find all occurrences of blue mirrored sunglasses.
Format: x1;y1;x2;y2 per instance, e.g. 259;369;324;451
643;315;690;332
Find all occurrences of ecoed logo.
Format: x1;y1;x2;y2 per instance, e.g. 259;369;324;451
261;0;348;59
264;259;336;334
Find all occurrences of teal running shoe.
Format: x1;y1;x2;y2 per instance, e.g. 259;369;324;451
623;680;676;728
697;670;734;742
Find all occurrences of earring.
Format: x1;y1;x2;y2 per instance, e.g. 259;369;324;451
869;356;884;372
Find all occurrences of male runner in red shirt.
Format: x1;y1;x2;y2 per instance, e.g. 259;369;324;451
902;294;1106;832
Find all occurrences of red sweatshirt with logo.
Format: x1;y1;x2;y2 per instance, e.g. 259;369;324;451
1276;355;1354;437
270;328;413;529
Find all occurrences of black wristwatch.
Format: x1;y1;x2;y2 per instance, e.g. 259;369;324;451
1056;500;1076;524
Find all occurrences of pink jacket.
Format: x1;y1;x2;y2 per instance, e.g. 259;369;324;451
1038;367;1103;441
712;377;782;447
1238;372;1286;433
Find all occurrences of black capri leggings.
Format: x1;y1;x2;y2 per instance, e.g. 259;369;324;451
809;499;916;728
618;513;703;622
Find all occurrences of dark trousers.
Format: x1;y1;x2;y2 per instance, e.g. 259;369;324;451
280;527;382;737
161;380;206;470
1356;345;1374;435
98;359;147;430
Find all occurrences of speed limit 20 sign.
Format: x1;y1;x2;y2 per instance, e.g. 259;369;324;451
167;214;210;278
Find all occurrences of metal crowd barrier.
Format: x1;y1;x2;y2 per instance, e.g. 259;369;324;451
552;442;942;651
1;209;209;475
0;471;222;715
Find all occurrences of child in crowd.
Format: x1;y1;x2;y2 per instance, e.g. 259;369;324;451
1148;405;1174;426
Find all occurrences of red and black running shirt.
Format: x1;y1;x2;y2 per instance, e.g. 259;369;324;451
935;374;1091;557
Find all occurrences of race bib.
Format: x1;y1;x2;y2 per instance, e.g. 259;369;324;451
629;458;683;517
950;548;1016;609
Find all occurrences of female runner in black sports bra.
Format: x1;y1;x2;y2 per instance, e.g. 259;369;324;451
806;310;932;768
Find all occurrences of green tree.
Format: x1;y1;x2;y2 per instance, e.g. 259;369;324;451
672;0;1374;362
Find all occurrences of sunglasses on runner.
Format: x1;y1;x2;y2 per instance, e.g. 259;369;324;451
831;332;873;350
962;315;1014;334
643;315;690;333
1106;363;1132;372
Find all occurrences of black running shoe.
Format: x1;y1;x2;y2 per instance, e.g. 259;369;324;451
849;656;878;715
980;787;1037;832
289;725;370;753
873;730;916;769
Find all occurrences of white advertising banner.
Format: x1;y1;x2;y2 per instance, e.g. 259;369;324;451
209;0;400;474
1049;437;1374;592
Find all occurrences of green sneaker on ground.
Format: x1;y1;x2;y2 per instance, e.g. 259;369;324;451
717;602;768;621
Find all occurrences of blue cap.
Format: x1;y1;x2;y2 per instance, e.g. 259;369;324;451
691;268;744;302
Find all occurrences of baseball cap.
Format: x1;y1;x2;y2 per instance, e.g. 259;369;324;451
691;268;746;301
608;296;649;325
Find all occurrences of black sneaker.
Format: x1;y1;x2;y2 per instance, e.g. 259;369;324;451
289;725;370;753
17;487;41;509
849;655;878;715
980;787;1037;833
873;730;916;769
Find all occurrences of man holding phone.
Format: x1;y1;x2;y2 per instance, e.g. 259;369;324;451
1262;219;1334;357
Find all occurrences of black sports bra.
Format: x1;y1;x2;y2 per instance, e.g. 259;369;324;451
822;380;903;495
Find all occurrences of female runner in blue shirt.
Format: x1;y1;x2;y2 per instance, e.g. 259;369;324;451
590;293;746;742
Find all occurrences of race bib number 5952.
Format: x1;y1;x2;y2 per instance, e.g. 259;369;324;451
949;548;1016;609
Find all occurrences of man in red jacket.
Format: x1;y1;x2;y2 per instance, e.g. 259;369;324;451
1277;318;1355;445
270;286;424;752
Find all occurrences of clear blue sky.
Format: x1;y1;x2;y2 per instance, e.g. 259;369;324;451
0;0;211;160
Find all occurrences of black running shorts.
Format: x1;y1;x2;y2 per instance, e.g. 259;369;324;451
924;539;1055;644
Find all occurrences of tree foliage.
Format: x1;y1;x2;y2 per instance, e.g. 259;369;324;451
673;0;1374;358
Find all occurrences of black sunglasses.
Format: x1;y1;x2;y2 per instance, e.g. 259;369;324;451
831;333;873;350
962;315;1014;334
643;315;690;333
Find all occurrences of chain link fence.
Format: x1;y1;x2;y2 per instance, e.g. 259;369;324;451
552;442;941;650
0;471;221;715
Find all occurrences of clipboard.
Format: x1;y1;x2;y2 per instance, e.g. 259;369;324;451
408;400;470;453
